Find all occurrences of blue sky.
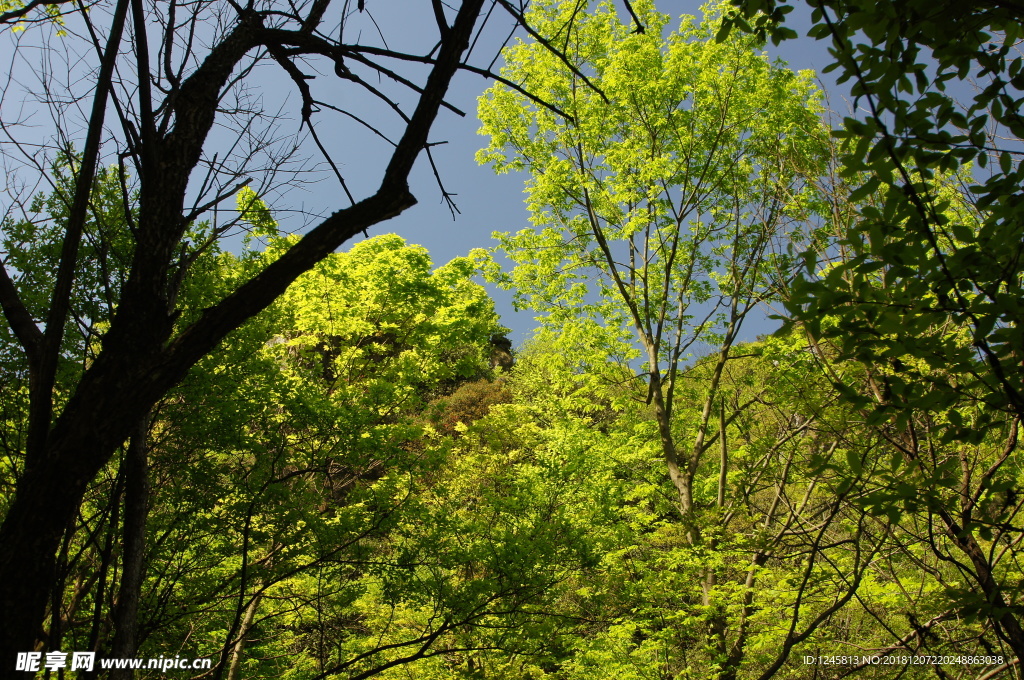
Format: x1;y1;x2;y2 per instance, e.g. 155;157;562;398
328;1;847;346
0;0;847;347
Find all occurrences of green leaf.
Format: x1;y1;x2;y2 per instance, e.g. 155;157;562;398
845;448;863;475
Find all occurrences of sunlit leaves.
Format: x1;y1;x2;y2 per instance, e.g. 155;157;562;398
478;0;827;378
118;228;510;674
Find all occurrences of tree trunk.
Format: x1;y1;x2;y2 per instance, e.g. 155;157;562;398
111;416;151;680
226;593;263;680
0;1;483;672
938;507;1024;659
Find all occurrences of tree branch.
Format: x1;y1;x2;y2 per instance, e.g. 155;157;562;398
0;260;43;360
0;0;73;24
158;0;485;397
26;0;131;464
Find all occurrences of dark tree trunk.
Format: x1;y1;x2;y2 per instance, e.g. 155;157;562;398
0;1;484;674
110;417;151;680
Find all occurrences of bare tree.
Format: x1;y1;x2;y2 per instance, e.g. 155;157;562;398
0;0;612;669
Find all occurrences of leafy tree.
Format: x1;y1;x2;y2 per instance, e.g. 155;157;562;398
136;230;506;678
0;0;487;659
414;330;935;679
475;2;848;673
719;0;1024;658
1;167;536;678
33;210;521;678
477;0;826;531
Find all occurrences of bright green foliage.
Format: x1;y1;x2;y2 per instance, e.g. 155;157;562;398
719;0;1024;442
719;0;1024;657
476;0;829;543
382;336;662;679
18;180;528;677
343;385;619;679
271;233;499;392
131;230;509;676
407;330;989;678
476;4;842;673
478;0;825;341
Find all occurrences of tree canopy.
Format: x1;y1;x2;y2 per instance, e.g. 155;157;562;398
2;0;1024;677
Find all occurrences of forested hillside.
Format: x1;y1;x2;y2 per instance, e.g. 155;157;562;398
1;0;1022;678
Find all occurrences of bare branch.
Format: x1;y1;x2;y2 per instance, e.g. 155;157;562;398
0;260;43;360
27;0;131;463
495;0;608;103
0;0;73;25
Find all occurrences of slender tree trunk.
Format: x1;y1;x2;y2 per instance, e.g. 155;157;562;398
46;514;78;658
111;416;151;680
651;380;690;515
226;593;263;680
83;468;126;680
712;398;732;678
937;507;1024;658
